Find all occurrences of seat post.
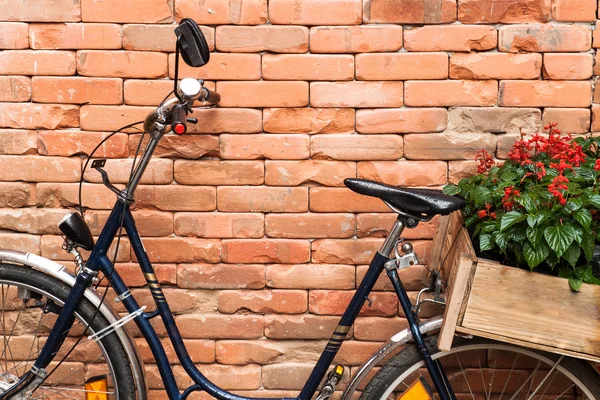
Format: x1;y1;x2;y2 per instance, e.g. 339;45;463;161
378;217;406;258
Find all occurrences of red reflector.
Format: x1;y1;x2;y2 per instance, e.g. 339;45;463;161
174;124;186;135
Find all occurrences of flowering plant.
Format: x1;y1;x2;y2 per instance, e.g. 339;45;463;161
444;124;600;291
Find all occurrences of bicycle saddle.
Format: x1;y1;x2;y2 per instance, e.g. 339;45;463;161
344;178;465;218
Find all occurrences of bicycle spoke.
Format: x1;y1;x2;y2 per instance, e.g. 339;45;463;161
455;352;476;400
527;356;564;400
477;351;489;400
499;353;520;400
508;361;542;400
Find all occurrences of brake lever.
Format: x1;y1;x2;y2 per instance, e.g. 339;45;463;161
187;118;198;124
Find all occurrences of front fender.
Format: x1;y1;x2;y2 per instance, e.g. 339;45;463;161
340;317;443;400
0;250;147;400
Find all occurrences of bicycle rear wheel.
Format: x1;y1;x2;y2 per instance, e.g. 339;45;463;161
0;263;136;400
361;335;600;400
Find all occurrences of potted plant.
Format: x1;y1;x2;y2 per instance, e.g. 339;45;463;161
443;124;600;291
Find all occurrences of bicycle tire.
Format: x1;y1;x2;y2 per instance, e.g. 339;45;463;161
0;263;136;400
360;334;600;400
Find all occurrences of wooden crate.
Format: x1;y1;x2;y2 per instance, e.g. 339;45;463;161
430;211;600;363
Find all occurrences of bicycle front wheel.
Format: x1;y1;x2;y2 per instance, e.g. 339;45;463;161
361;335;600;400
0;263;136;400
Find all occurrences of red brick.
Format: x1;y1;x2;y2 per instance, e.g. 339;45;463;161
217;81;309;108
216;340;324;365
312;238;383;264
124;24;214;52
0;0;80;22
309;187;391;213
0;156;81;182
175;160;264;185
219;290;307;314
449;161;478;184
188;108;262;134
310;290;397;316
0;50;76;75
311;134;402;161
86;210;173;237
552;0;596;21
263;108;354;134
356;263;431;291
591;105;600;131
80;105;153;131
174;213;264;238
175;314;263;339
266;264;355;289
177;264;265;289
310;82;403;108
122;79;176;106
77;51;167;78
447;107;541;133
135;186;216;211
542;108;590;133
42;235;130;262
0;23;28;49
264;315;344;339
543;54;593;80
450;53;541;80
0;208;66;234
356;108;447;134
220;134;310;160
262;54;353;81
354;317;408;341
404;25;497;52
458;0;551;23
265;160;355;187
356;53;448;80
32;77;123;104
499;81;591;107
356;214;439;240
404;133;497;160
335;341;384;366
84;158;172;184
36;182;116;209
217;187;308;212
168;53;261;80
136;238;220;263
216;26;308;53
0;129;37;155
38;130;128;158
499;25;591;52
136;338;213;364
0;76;30;102
0;103;79;129
364;0;456;23
358;161;447;186
0;182;35;207
310;25;403;53
175;0;267;25
126;287;218;314
262;363;314;390
404;80;498;107
269;0;362;25
81;0;173;23
266;213;355;238
594;21;600;49
128;134;219;160
0;233;39;253
30;23;121;49
223;239;310;263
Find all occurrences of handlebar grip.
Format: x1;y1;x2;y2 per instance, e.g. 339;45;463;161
202;88;220;105
171;104;188;135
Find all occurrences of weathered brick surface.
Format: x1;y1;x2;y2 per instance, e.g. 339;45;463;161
3;0;600;393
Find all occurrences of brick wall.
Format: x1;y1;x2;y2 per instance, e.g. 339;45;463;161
0;0;598;396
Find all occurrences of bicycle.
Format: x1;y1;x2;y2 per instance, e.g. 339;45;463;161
0;18;599;400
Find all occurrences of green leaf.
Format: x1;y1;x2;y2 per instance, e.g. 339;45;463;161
472;186;492;208
575;265;600;285
581;233;595;262
562;242;581;268
493;231;509;252
500;170;518;182
564;198;583;213
587;194;600;208
443;185;459;196
517;194;538;214
526;226;543;247
509;225;527;244
527;212;547;228
480;220;496;234
479;234;493;252
543;224;576;258
574;208;592;230
523;241;550;270
568;278;583;292
574;167;596;181
500;211;527;231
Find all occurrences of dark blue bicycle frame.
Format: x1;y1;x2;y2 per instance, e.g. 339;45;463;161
21;199;455;400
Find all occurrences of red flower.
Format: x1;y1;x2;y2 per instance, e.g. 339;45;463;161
595;159;600;171
475;149;495;173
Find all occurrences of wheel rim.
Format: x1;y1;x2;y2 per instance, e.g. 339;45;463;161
379;342;597;400
0;279;119;400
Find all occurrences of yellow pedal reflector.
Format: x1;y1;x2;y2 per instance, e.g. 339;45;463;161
85;375;108;400
335;365;344;376
397;377;434;400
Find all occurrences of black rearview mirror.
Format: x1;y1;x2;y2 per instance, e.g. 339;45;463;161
175;18;210;68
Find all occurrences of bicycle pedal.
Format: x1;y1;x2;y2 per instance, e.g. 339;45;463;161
316;365;344;400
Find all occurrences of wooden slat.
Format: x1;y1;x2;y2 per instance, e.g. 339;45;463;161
460;260;600;360
429;214;451;272
437;253;476;351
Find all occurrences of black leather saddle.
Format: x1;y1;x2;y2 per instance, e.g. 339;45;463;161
344;178;465;218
